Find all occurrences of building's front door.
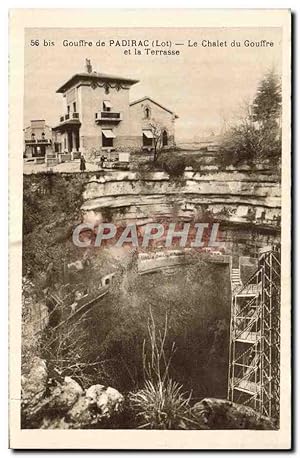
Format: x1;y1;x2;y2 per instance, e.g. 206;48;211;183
68;131;73;152
32;146;45;157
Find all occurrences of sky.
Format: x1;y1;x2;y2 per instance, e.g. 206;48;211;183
24;27;282;140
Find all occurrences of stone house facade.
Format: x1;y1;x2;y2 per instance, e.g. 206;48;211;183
23;120;54;163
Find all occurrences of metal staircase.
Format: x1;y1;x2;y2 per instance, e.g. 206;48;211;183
228;247;281;424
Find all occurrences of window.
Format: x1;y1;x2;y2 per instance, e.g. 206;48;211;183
102;129;116;148
144;106;151;119
73;102;77;112
67;105;70;113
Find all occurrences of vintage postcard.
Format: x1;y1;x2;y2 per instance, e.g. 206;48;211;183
9;9;291;449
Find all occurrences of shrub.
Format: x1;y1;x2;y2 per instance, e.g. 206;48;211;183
157;154;186;178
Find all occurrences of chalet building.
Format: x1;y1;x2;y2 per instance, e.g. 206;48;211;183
23;120;54;164
53;60;178;158
129;96;178;150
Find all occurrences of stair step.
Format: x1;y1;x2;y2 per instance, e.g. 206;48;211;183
233;378;260;395
235;331;259;343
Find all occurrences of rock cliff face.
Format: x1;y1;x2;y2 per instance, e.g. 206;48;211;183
81;167;280;254
82;168;280;224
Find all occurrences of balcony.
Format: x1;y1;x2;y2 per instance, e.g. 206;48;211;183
95;111;123;123
25;138;52;145
59;112;80;124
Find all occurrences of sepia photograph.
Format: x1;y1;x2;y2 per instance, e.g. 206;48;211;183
9;9;291;449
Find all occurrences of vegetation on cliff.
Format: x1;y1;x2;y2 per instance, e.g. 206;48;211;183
23;172;86;281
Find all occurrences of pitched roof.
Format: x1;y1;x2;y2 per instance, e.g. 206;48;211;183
56;72;140;93
129;96;179;118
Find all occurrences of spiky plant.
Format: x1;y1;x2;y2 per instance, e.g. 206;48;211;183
130;307;194;429
130;378;192;429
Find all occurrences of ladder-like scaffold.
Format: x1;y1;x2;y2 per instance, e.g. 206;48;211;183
228;247;281;424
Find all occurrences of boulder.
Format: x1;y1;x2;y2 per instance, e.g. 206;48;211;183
37;384;125;429
67;395;95;427
86;384;124;417
191;398;276;430
106;387;124;413
85;384;106;405
48;376;83;411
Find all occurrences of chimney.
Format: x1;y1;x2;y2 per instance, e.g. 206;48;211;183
85;58;92;73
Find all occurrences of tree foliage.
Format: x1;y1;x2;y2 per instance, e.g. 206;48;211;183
252;70;282;127
219;70;282;168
